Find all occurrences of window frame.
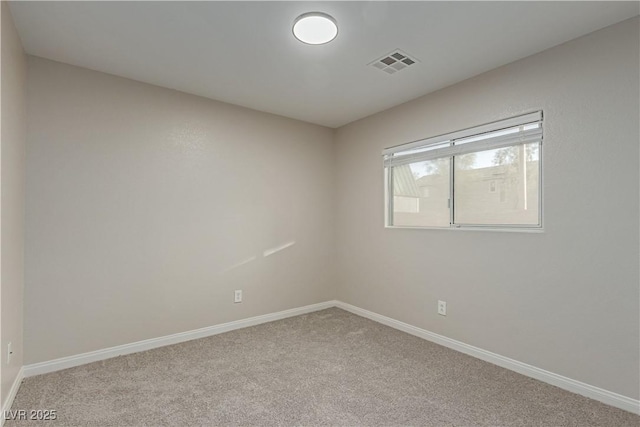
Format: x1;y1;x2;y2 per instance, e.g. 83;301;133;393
383;111;544;232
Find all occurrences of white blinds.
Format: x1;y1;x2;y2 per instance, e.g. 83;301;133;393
383;111;542;167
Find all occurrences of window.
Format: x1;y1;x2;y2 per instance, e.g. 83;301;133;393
383;112;542;230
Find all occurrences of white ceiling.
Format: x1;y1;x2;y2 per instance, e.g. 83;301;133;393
9;1;639;128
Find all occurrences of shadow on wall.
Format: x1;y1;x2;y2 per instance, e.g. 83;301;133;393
220;240;297;274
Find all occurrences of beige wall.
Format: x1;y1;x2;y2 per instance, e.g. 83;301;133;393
1;1;27;407
25;57;335;363
334;17;640;399
21;15;640;404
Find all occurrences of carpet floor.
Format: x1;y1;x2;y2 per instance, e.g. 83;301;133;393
6;308;639;426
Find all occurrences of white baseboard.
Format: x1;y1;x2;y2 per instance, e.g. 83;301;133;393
19;299;640;416
335;301;640;415
1;366;25;427
23;300;336;378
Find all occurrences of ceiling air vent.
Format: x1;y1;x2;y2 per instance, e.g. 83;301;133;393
369;49;419;74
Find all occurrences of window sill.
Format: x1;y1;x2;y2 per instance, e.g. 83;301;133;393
384;225;544;233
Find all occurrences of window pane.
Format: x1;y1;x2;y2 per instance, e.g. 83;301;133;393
392;159;449;227
454;143;539;225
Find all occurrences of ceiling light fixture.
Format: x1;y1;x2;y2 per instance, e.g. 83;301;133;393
292;12;338;45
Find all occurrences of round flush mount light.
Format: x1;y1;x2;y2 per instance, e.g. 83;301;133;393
292;12;338;45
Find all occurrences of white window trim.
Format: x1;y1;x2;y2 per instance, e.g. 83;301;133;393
383;111;544;232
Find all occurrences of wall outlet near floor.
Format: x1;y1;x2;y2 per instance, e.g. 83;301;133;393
7;342;12;364
437;300;447;316
234;290;242;303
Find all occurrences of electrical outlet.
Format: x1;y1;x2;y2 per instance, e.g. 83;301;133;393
437;300;447;316
7;342;12;364
234;290;242;303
